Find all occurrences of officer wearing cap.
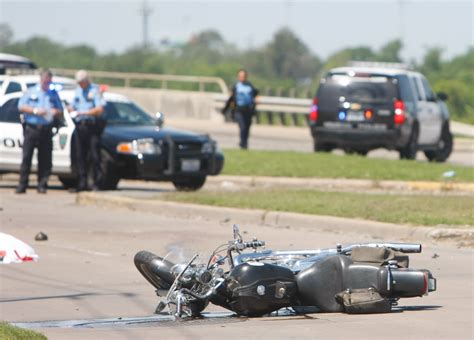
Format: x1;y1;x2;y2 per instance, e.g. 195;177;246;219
16;69;63;194
222;69;259;149
69;70;105;192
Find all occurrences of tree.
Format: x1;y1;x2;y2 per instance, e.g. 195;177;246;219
376;39;403;62
0;23;13;48
261;27;321;82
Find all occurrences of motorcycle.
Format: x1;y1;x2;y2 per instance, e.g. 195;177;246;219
134;225;436;318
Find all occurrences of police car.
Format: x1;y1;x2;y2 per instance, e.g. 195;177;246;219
310;62;453;162
0;74;76;97
0;90;224;191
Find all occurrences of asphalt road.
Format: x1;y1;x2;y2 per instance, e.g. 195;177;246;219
0;187;472;339
167;118;474;167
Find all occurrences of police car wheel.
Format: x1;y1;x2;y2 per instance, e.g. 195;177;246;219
58;176;78;189
172;176;206;191
100;150;120;190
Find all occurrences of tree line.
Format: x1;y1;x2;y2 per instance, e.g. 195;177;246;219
0;24;472;124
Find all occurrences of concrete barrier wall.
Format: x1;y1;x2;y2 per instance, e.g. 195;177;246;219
110;87;224;122
110;86;474;137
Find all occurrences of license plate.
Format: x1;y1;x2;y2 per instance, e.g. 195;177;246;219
181;159;200;172
346;110;365;122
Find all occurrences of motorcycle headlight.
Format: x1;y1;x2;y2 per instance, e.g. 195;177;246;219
201;141;220;154
116;138;161;155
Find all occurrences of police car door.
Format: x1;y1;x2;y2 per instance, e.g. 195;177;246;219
0;96;73;175
420;76;442;144
51;105;74;175
410;75;432;145
0;96;24;172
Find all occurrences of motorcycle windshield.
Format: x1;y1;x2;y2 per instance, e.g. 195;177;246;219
163;246;202;278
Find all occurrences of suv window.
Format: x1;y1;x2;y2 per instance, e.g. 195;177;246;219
397;75;415;103
317;74;398;111
408;76;422;101
421;77;436;102
0;98;21;123
5;81;22;94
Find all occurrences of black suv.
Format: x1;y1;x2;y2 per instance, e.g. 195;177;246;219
309;64;452;161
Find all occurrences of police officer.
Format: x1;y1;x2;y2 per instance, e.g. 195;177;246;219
16;69;63;194
69;70;105;192
222;69;259;149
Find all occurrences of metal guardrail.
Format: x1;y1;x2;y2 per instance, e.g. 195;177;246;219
214;94;312;126
51;68;229;95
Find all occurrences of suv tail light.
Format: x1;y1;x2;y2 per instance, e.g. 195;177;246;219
309;98;318;122
394;99;405;125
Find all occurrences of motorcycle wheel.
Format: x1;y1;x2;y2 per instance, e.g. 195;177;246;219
134;251;175;290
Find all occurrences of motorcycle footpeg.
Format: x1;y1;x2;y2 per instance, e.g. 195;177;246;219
155;301;168;314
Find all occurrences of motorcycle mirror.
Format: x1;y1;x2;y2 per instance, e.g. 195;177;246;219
233;224;242;243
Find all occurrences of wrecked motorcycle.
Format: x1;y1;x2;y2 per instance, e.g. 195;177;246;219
134;225;436;318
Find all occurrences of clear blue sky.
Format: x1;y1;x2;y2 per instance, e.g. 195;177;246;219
0;0;472;61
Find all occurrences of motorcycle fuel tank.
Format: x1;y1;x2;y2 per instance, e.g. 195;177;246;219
226;262;298;316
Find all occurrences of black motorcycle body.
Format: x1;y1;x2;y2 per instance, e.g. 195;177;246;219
134;225;436;318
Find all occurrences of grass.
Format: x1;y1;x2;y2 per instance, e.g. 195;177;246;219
0;322;46;340
221;149;474;182
163;189;474;227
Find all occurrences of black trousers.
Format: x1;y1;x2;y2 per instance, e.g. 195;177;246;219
19;124;53;190
234;107;254;149
74;123;102;189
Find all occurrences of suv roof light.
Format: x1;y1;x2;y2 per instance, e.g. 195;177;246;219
348;61;412;70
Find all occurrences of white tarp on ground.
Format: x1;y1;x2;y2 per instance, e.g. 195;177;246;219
0;232;39;264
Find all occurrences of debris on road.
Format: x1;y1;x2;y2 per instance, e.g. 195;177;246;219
35;232;48;241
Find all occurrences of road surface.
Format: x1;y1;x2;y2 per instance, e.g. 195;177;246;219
0;186;472;339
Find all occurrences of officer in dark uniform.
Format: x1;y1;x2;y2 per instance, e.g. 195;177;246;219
68;70;105;192
16;69;63;194
222;69;259;149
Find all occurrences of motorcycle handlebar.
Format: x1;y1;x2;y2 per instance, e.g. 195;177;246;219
243;240;265;249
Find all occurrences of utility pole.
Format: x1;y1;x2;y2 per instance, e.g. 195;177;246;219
398;0;404;44
139;0;153;48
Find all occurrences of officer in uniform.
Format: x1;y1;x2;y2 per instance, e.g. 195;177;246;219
68;70;105;192
222;69;259;149
16;69;63;194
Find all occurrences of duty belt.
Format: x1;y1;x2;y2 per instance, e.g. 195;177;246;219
25;123;52;131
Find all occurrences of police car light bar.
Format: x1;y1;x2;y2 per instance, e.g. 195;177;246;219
348;61;412;70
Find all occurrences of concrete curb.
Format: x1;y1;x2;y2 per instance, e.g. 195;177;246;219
77;192;473;245
207;175;474;194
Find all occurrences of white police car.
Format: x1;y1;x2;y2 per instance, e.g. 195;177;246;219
0;90;224;191
0;74;76;97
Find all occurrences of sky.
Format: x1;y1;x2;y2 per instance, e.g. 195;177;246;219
0;0;472;62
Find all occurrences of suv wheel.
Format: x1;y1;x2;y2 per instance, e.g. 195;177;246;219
344;148;368;156
399;125;419;160
172;176;206;191
424;123;453;163
314;140;334;153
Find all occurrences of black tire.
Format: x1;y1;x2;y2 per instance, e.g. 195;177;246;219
424;123;453;163
100;149;120;190
344;148;368;156
172;176;206;191
134;251;176;291
399;125;419;160
58;176;78;189
314;140;334;153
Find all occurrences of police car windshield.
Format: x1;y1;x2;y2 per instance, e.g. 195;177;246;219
102;101;155;126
